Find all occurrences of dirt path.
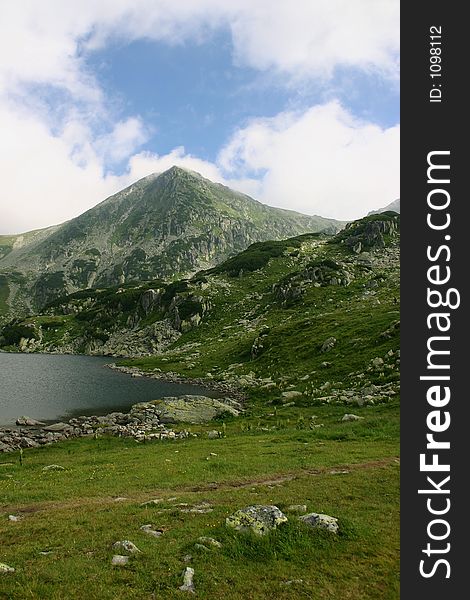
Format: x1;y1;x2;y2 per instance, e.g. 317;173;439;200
3;456;399;516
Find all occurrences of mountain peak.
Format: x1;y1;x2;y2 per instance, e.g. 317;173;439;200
0;169;342;319
160;165;199;179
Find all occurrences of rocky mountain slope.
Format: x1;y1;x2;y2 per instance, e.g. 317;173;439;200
0;167;341;321
1;212;400;407
368;198;400;215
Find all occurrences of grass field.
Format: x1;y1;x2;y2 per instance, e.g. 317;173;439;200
0;401;399;600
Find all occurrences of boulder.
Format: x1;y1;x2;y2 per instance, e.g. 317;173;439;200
16;416;45;427
111;555;129;566
0;562;15;573
132;395;240;424
0;441;12;452
372;357;384;368
179;567;195;593
321;337;337;352
226;505;288;535
299;512;339;534
140;524;163;537
42;422;72;432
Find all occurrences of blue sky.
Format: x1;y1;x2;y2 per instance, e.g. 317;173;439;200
0;0;400;233
88;34;399;170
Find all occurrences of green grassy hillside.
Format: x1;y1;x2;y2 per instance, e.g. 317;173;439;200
0;167;342;320
0;213;400;599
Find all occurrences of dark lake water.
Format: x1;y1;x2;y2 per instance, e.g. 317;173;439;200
0;353;219;426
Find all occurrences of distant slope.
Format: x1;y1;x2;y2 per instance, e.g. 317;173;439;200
0;213;400;402
368;198;400;215
0;167;342;320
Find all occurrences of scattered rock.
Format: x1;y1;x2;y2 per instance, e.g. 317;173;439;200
111;555;130;566
197;537;222;548
42;464;65;471
140;498;164;507
281;391;302;400
341;414;364;422
42;422;72;432
16;416;45;426
226;505;288;535
0;562;15;573
8;515;21;522
180;502;213;514
287;505;307;514
112;540;141;554
207;430;220;439
194;543;209;551
299;512;339;533
140;524;163;537
321;337;337;352
179;567;195;593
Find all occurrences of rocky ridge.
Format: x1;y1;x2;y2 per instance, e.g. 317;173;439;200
0;166;341;321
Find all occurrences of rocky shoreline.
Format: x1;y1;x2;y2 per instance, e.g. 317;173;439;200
0;394;242;454
106;363;247;402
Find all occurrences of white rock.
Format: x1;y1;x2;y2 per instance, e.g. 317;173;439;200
112;540;141;554
140;524;163;537
179;567;195;593
0;562;15;573
197;536;222;548
299;512;339;533
341;414;364;422
281;390;302;400
287;505;307;514
42;464;65;471
111;555;129;566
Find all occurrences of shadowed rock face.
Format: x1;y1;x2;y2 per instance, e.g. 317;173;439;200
336;212;399;254
0;166;342;320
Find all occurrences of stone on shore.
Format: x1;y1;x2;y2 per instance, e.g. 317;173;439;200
131;395;240;424
16;416;45;427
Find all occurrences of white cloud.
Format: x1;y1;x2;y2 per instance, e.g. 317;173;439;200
0;100;399;233
229;0;399;79
126;147;223;183
96;117;149;164
0;105;124;233
0;1;399;233
219;102;400;220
